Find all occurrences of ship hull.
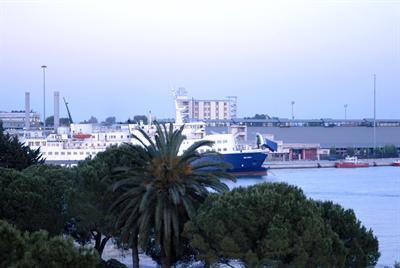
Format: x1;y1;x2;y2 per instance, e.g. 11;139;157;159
202;151;268;176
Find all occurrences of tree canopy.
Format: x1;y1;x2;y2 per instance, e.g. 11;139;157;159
0;121;43;170
185;182;380;267
0;166;73;236
0;220;98;268
67;145;140;257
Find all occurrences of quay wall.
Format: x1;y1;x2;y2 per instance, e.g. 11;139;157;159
265;158;399;169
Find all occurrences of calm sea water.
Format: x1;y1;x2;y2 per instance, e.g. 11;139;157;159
223;167;400;267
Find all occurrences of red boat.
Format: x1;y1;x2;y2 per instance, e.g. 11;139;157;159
392;160;400;167
335;157;369;168
73;133;92;139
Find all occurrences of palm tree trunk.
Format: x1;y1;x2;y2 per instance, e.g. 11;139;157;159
131;233;139;268
160;244;171;268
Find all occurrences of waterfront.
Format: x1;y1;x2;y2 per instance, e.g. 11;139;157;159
223;167;400;267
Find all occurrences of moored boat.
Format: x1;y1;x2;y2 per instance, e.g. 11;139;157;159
392;160;400;167
335;156;369;168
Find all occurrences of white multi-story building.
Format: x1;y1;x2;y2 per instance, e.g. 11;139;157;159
174;88;237;122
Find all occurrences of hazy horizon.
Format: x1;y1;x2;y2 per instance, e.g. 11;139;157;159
1;0;399;122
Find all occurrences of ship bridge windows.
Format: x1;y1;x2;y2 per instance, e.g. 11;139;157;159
67;152;71;155
61;152;65;155
73;152;77;155
55;152;59;155
48;152;53;155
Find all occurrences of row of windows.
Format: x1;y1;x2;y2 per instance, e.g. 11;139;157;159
198;148;229;153
43;151;98;156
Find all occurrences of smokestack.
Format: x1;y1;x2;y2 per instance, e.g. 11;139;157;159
25;92;30;130
54;91;60;130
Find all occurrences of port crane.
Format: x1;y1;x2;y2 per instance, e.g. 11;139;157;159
63;97;73;124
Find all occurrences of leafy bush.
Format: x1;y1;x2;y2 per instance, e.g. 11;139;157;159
0;220;98;268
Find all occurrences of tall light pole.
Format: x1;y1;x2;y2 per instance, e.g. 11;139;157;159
344;104;348;120
41;65;47;131
291;101;295;120
373;74;377;153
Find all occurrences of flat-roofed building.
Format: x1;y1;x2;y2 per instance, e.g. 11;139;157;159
174;88;237;122
0;111;41;129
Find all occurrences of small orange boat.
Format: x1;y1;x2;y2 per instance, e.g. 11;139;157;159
73;133;92;139
335;156;369;168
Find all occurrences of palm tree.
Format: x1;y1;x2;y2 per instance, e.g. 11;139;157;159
111;123;235;268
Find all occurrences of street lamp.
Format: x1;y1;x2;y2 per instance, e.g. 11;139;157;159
344;104;348;120
291;101;295;120
41;65;47;131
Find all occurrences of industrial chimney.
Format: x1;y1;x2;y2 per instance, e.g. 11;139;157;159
25;92;30;130
54;91;60;130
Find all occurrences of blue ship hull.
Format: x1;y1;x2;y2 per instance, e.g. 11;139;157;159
202;151;268;176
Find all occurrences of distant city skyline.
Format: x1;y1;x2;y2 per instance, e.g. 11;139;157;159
0;0;399;122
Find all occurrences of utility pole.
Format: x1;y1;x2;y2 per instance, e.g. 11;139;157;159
291;101;295;120
344;104;348;120
41;65;47;131
373;74;377;154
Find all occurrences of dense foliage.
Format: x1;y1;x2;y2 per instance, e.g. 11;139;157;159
67;145;138;257
185;183;380;267
111;123;234;268
0;121;43;170
317;201;380;267
0;220;98;268
0;166;73;235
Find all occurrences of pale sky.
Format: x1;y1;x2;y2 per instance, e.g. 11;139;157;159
0;0;399;122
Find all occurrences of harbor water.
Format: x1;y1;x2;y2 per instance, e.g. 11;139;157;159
223;166;400;267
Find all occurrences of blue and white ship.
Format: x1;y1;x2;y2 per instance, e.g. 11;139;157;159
174;91;277;176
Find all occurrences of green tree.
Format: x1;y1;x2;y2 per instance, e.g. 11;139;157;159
330;146;337;156
185;183;379;267
317;201;380;267
111;123;234;268
133;115;148;124
68;145;139;258
46;115;55;126
382;144;398;158
346;147;355;156
0;220;98;268
0;121;43;170
104;116;117;125
0;166;73;236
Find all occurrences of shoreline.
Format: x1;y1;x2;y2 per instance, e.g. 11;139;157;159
264;158;399;170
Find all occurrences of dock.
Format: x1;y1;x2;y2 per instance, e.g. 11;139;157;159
264;158;399;169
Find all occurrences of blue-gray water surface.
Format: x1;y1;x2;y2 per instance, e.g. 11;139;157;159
223;167;400;267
